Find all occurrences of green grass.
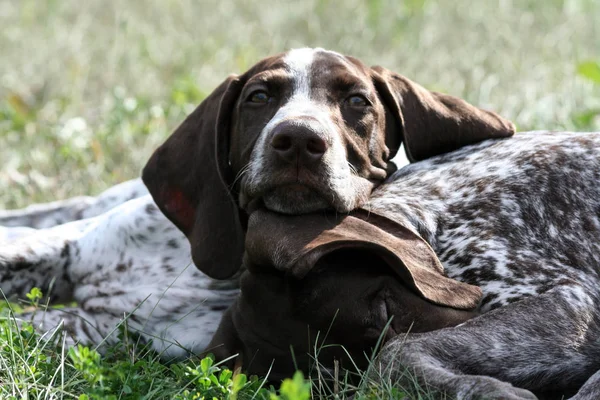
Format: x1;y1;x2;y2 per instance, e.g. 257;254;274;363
1;0;599;398
0;291;438;399
0;297;306;399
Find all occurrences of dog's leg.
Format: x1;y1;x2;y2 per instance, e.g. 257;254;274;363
0;178;147;228
0;196;96;228
63;195;239;358
375;284;600;400
2;194;237;358
0;218;95;303
1;194;161;306
16;307;119;350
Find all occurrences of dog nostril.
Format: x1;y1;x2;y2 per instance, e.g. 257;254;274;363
271;134;292;151
306;137;327;155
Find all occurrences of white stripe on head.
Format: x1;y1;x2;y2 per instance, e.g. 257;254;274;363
283;47;317;100
247;48;320;179
246;48;352;196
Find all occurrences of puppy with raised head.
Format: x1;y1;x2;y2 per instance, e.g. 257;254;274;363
142;47;513;280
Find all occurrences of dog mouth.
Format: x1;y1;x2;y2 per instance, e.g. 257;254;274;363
239;166;376;215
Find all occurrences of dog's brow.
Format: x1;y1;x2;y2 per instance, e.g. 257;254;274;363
330;75;368;93
245;69;290;86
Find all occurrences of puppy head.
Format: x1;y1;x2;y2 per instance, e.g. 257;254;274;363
236;48;515;214
207;210;481;379
142;48;514;279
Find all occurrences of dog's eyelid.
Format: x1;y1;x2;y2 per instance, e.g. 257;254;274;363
244;89;275;105
242;82;270;97
243;74;287;96
344;93;372;107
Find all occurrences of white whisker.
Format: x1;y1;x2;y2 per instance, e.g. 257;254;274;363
230;164;250;190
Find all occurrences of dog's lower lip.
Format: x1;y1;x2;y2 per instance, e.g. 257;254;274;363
242;181;327;212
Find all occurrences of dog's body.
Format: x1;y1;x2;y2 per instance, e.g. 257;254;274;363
206;131;600;400
0;189;239;359
371;131;600;399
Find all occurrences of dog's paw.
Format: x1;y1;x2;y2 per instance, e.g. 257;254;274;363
449;375;537;400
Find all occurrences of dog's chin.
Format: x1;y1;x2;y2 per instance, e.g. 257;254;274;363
262;185;333;214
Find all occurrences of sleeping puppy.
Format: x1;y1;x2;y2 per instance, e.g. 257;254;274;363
207;209;480;381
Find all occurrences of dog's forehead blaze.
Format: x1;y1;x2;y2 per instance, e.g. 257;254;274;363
241;48;371;99
283;47;316;96
283;48;371;95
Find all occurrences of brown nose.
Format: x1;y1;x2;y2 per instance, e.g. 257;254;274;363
270;121;328;165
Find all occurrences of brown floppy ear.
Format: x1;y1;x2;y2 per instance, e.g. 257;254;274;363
293;211;483;310
142;76;245;279
371;66;515;162
365;217;483;310
246;210;482;310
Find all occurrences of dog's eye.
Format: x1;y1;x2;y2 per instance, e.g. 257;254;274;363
247;90;271;104
346;94;369;107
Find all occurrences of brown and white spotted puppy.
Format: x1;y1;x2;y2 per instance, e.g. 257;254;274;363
142;47;514;280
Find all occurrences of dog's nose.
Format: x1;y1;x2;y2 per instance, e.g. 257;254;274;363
270;121;328;165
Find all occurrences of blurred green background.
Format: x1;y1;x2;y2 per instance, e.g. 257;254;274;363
1;0;599;209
